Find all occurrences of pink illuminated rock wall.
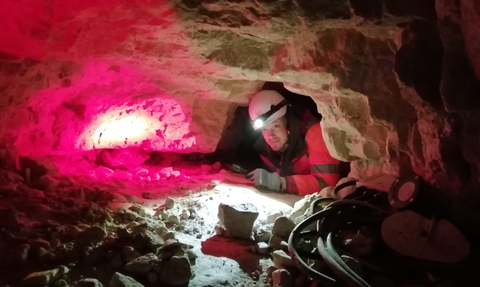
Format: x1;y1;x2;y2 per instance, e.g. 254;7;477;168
0;0;260;156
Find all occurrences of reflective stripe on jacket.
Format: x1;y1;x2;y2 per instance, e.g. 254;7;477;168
260;123;341;196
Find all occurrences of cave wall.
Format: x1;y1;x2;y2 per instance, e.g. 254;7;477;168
0;0;479;204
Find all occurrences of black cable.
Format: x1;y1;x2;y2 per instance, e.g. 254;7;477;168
309;197;336;215
317;234;361;286
326;233;372;287
288;207;339;286
332;180;358;200
289;200;390;286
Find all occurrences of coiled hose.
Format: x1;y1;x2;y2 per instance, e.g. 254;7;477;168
287;199;389;287
288;190;463;287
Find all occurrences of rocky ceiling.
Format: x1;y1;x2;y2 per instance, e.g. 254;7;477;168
0;1;479;201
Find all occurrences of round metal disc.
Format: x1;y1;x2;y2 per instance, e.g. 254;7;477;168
388;174;421;209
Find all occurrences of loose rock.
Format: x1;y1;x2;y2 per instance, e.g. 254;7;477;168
289;193;320;224
167;215;179;225
272;269;293;287
266;265;276;276
256;242;269;255
266;212;283;224
165;198;175;209
124;253;157;275
271;216;296;239
109;272;144;287
21;266;69;287
268;235;283;249
218;203;259;239
75;226;107;246
158;256;192;286
75;278;103;287
271;250;294;268
144;231;164;250
254;225;273;243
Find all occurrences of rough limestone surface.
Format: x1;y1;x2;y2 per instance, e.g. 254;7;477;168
159;256;192;286
218;202;259;239
109;272;144;287
1;0;480;216
271;216;296;239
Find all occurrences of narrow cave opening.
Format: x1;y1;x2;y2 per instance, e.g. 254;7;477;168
20;81;324;184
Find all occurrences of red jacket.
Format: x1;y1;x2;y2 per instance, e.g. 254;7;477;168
258;123;341;196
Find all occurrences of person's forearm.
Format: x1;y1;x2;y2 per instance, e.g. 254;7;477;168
284;174;327;196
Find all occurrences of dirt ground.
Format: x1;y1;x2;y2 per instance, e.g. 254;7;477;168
0;157;303;287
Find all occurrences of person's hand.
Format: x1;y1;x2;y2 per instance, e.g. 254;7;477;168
246;169;281;191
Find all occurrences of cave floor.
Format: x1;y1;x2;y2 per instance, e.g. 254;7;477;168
1;159;477;287
0;161;302;287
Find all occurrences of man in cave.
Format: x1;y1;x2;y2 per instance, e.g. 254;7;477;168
246;89;342;196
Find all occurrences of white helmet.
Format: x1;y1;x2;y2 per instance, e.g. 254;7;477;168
248;90;288;130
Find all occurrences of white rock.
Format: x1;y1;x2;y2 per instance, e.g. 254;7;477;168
256;242;269;255
271;216;296;239
218;203;259;239
254;225;272;243
288;193;321;222
271;250;294;268
167;215;179;225
266;212;283;224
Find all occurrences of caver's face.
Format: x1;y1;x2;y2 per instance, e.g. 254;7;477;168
261;117;288;151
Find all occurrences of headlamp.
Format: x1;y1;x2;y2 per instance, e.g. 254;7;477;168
251;99;288;129
253;119;264;129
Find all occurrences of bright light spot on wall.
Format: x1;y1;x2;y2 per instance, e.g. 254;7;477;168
93;116;148;146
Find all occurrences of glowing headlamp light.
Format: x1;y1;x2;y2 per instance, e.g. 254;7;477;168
253;119;264;129
251;99;288;130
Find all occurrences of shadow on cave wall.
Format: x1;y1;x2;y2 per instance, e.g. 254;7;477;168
395;19;444;109
395;18;473;187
